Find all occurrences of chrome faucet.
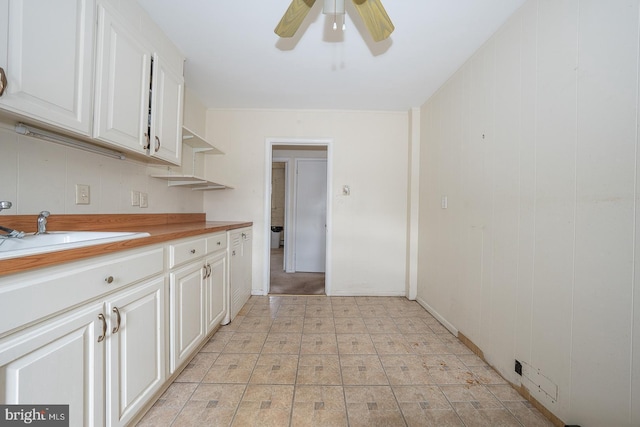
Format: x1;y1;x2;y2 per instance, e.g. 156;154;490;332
35;211;50;235
0;202;24;239
0;225;24;239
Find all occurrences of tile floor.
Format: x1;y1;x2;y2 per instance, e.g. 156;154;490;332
137;296;553;427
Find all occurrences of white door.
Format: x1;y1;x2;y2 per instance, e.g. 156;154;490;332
294;159;327;273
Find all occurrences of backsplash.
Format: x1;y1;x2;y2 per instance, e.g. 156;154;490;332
0;123;202;215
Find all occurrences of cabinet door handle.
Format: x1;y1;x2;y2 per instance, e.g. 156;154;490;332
154;136;160;152
98;313;107;343
202;265;208;279
217;241;221;246
105;276;114;284
0;67;7;97
112;307;121;334
207;264;212;278
143;133;150;150
232;250;236;256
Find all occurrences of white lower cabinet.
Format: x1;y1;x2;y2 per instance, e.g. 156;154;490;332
0;246;164;427
0;301;105;427
205;250;227;334
169;260;206;373
168;232;227;373
0;275;165;427
105;276;166;427
229;227;252;322
0;227;247;426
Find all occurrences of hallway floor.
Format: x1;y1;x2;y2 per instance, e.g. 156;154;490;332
269;248;325;295
137;296;553;427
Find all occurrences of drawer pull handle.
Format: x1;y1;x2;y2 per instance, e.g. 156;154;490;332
190;249;196;254
98;314;107;343
232;250;236;256
112;307;121;334
105;276;114;284
217;241;221;246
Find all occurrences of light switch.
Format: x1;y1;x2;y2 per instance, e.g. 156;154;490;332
140;192;148;208
131;190;140;207
75;184;90;205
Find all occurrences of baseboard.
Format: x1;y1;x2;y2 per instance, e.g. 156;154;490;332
414;296;458;336
457;332;566;427
328;290;407;297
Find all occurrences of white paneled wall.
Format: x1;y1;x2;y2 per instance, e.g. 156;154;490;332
418;1;640;425
0;123;202;215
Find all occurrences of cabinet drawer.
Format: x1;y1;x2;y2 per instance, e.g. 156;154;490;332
168;237;206;269
0;247;164;337
206;233;227;253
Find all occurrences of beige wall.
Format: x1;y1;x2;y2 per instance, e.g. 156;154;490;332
203;109;410;297
0;121;202;215
417;1;640;425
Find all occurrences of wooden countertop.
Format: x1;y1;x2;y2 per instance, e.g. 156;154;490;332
0;214;252;277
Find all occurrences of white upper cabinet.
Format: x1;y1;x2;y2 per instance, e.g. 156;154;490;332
149;55;183;165
0;0;95;135
93;3;151;154
93;1;184;165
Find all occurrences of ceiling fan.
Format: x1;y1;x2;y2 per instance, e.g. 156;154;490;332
275;0;394;42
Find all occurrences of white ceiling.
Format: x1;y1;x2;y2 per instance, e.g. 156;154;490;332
136;0;526;111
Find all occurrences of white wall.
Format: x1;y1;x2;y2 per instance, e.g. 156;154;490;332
203;109;409;297
417;1;640;425
0;121;202;215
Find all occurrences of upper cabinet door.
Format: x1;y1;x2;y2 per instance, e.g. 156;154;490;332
93;3;151;154
149;55;183;165
0;0;95;135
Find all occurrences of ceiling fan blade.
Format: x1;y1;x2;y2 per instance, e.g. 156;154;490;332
351;0;394;42
275;0;317;38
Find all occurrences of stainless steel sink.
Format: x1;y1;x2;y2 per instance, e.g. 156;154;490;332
0;231;150;260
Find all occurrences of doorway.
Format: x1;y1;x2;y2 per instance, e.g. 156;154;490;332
264;139;332;295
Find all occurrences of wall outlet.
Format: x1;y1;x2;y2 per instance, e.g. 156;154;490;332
139;192;148;208
131;190;140;207
75;184;90;205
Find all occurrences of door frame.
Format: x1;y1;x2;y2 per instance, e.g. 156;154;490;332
264;138;333;295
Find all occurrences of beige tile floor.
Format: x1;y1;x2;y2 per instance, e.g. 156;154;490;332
137;296;553;427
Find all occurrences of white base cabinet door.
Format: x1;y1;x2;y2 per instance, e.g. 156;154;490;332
0;0;95;134
205;251;227;334
229;228;252;322
105;276;166;427
169;261;206;373
0;302;105;427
